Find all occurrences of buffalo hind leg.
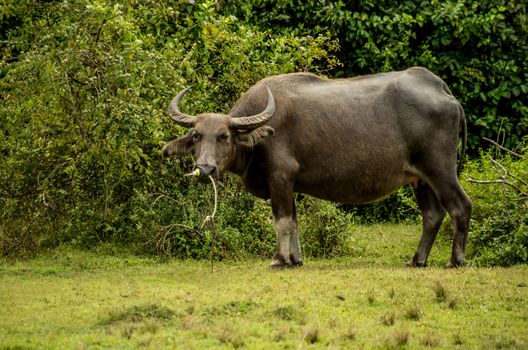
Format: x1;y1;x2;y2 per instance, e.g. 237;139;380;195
424;173;472;268
442;182;472;268
407;181;446;267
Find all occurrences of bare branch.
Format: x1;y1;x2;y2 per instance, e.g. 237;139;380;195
483;137;522;158
466;177;528;197
489;157;528;187
509;173;528;188
489;156;508;179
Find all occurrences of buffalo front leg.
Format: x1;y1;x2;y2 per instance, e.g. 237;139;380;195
269;178;301;268
270;216;296;268
289;202;302;266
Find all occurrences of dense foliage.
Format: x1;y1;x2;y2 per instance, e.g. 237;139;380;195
464;141;528;266
223;0;528;151
1;0;526;265
0;0;337;258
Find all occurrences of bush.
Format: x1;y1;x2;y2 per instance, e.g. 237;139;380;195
463;140;528;266
0;0;339;258
297;196;358;258
341;186;419;224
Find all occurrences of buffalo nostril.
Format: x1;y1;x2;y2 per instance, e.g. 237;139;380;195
196;165;216;177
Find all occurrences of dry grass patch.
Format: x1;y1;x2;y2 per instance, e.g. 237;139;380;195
381;312;396;326
403;305;422;321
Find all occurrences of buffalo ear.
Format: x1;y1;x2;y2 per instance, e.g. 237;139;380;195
236;125;275;148
162;134;194;157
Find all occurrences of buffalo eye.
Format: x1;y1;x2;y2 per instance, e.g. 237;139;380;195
192;131;201;142
218;133;229;143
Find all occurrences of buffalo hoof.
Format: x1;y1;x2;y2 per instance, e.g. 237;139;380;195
405;260;427;268
445;261;465;269
291;260;303;267
268;259;292;269
289;255;303;267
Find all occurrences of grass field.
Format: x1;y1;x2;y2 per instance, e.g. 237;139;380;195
1;224;527;349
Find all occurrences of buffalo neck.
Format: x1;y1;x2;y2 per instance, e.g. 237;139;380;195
228;145;253;180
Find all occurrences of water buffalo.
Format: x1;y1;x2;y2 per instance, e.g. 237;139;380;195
163;67;472;268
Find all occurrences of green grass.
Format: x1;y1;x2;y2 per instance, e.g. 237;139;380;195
1;224;527;349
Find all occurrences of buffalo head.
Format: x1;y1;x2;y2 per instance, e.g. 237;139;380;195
162;87;275;179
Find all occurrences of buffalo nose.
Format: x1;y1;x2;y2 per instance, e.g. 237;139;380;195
196;164;216;177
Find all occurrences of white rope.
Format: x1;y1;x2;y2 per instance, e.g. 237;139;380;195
200;175;218;229
184;171;218;271
199;175;218;272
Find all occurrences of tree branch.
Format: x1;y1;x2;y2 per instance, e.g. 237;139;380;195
488;156;528;188
466;177;528;197
483;137;522;158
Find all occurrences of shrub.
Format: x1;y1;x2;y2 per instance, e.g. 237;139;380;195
463;139;528;266
297;196;357;258
0;0;339;257
341;186;419;224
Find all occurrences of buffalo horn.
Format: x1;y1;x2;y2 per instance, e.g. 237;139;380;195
230;87;275;130
168;87;197;127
